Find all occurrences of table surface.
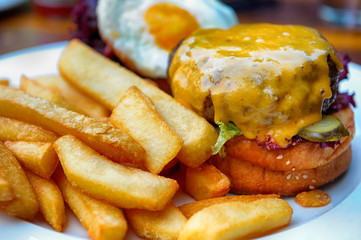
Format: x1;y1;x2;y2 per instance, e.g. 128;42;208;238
0;0;360;64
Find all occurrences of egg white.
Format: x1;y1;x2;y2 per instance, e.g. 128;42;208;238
97;0;238;79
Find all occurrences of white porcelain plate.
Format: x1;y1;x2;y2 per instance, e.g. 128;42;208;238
0;42;360;240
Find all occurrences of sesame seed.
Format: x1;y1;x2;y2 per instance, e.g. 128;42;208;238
309;185;315;190
283;32;290;36
312;179;316;183
292;167;296;171
286;174;292;180
243;37;250;41
292;142;296;146
295;176;300;180
302;174;309;179
286;160;291;165
276;154;283;160
256;39;264;43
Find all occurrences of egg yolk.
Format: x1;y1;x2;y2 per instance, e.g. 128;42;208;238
144;3;200;51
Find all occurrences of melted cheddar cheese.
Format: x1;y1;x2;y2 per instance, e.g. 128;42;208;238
168;24;343;148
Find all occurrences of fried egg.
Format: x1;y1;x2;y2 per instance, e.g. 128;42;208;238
96;0;238;79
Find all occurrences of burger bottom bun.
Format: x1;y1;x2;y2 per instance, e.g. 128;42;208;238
225;107;355;172
212;145;352;196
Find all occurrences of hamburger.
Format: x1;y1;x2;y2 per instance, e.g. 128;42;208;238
168;23;355;196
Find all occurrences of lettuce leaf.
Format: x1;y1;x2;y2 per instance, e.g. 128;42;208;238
211;121;242;157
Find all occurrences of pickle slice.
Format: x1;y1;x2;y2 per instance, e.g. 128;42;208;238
298;115;350;142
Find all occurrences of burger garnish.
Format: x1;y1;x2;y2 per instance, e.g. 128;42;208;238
298;115;349;142
211;121;242;157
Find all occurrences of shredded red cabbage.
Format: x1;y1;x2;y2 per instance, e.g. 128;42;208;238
338;53;351;81
319;140;340;149
70;0;102;51
327;92;356;113
256;135;282;150
257;134;341;150
70;0;117;60
256;136;304;150
326;53;356;114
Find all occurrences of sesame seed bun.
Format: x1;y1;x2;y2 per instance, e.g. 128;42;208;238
212;146;352;196
211;107;354;196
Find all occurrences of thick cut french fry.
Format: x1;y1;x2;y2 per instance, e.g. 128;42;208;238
4;141;58;179
0;142;38;220
125;202;187;240
54;135;179;211
0;85;145;165
0;116;58;142
178;194;280;219
25;170;65;232
185;163;230;200
58;39;218;168
178;198;293;240
110;86;183;174
0;174;13;201
32;75;109;120
20;75;87;115
53;167;128;240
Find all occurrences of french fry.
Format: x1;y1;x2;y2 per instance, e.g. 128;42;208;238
4;141;58;179
25;170;65;232
58;39;218;168
20;75;87;115
185;163;230;200
0;174;13;201
178;198;293;240
32;75;109;120
0;142;38;220
125;202;187;240
0;79;9;86
54;135;179;211
0;85;145;165
110;86;183;174
178;194;280;219
0;116;58;142
53;167;128;240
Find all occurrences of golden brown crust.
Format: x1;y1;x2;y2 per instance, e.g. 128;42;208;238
213;146;352;196
225;107;354;171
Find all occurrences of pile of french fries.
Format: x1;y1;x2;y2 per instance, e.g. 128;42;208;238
0;39;293;240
